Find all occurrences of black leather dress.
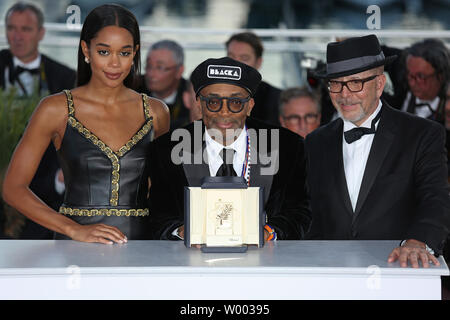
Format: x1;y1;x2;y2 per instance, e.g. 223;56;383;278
56;90;153;239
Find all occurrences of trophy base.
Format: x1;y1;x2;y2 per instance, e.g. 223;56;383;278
201;245;248;253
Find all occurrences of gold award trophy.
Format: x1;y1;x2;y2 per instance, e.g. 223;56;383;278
184;177;264;253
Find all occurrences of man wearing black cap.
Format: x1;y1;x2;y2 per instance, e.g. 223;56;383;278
305;35;449;268
147;57;311;242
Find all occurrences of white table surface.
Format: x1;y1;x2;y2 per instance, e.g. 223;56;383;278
0;240;448;300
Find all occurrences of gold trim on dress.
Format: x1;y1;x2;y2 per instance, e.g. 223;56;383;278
63;90;153;206
59;206;149;217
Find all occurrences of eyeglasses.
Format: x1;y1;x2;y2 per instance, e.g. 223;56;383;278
328;74;380;93
198;94;251;113
407;72;436;84
282;113;319;125
145;65;179;73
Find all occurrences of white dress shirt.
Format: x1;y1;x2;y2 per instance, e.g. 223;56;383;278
204;126;248;178
172;126;249;239
342;100;382;211
4;55;41;96
401;91;440;119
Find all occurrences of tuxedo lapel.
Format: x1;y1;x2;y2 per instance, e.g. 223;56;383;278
250;152;274;206
329;119;354;216
0;50;13;89
181;121;209;187
246;119;274;205
182;139;210;187
183;161;209;187
354;104;395;218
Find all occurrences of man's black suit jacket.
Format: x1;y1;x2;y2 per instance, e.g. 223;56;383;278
147;117;311;240
0;49;76;94
305;102;450;254
0;49;76;238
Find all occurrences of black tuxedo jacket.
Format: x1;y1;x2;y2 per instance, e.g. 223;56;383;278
305;102;450;254
147;117;311;240
0;49;76;238
0;49;76;94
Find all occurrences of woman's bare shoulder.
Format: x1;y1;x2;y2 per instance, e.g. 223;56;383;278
143;95;170;137
35;91;70;117
144;95;169;118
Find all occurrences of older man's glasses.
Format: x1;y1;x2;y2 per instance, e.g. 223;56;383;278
146;65;179;73
199;94;251;113
328;74;380;93
407;72;436;84
282;113;319;125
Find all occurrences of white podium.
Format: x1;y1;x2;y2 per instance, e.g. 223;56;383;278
0;240;447;300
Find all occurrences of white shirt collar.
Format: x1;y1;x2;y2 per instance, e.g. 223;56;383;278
161;89;177;105
415;94;440;111
13;54;41;69
402;92;440;115
204;126;247;176
343;100;382;132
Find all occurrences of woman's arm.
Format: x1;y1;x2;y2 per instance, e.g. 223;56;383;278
149;97;170;138
2;93;126;244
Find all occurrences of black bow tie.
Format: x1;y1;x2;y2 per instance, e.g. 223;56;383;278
344;109;382;144
406;95;433;114
216;148;237;177
14;65;40;76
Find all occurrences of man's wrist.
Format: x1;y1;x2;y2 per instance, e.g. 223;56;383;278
400;239;435;255
264;224;277;241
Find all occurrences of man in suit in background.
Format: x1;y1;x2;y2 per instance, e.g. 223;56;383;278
226;32;281;126
0;2;76;238
137;39;196;130
305;35;449;268
279;86;321;138
383;39;449;124
147;57;311;242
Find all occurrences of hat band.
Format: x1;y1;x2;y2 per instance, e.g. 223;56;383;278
327;52;385;76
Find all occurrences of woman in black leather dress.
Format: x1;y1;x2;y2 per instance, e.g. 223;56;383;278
2;4;169;244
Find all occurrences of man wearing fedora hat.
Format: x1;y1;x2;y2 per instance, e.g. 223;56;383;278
305;35;449;268
146;57;311;242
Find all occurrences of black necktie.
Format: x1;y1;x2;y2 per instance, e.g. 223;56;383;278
216;148;237;176
344;109;382;144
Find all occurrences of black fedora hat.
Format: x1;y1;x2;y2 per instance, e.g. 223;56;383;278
191;57;262;97
316;34;397;79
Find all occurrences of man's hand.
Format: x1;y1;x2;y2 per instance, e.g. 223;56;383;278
263;229;269;243
387;239;440;268
177;225;184;239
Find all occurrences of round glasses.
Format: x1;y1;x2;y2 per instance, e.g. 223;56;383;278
327;74;380;93
198;94;251;113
